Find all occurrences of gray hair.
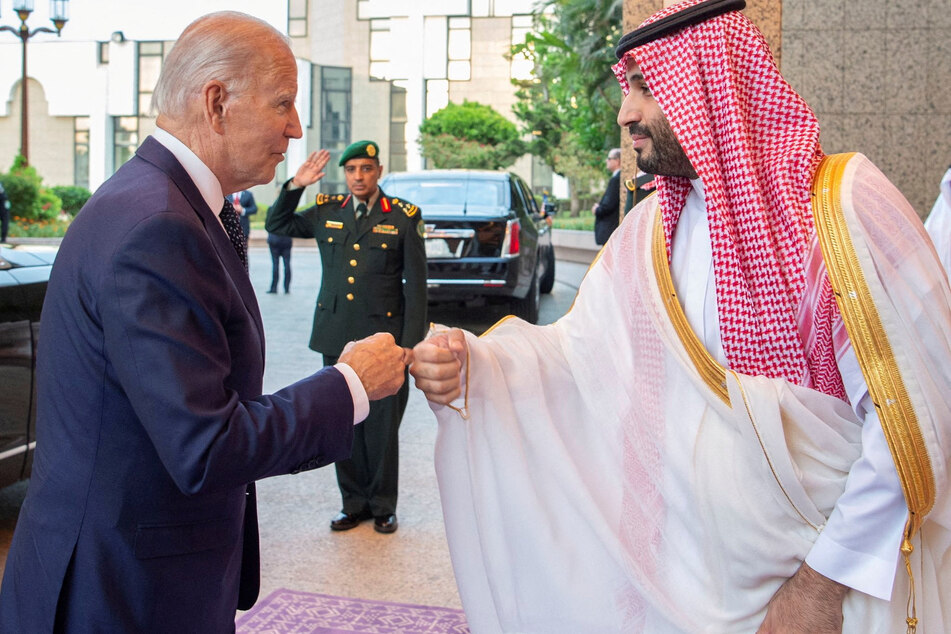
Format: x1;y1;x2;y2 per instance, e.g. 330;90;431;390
608;148;621;160
151;11;291;119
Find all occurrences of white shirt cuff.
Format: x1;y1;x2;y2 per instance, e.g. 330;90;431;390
334;362;369;424
805;532;900;600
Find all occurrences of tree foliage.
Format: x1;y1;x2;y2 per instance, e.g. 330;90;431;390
419;100;525;170
511;0;625;211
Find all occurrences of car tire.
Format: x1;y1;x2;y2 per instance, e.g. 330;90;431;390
539;246;556;295
511;263;540;324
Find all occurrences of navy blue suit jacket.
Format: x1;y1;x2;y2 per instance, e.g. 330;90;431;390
0;136;354;632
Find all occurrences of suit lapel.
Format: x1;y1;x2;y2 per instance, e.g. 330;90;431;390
135;137;265;344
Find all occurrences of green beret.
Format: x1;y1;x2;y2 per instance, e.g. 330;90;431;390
338;140;380;166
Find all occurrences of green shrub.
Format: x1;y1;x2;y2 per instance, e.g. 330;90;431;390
51;185;92;216
419;101;525;170
551;209;594;231
0;173;39;220
36;189;62;221
7;217;71;238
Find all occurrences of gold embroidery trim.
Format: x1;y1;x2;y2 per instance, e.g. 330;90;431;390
812;153;934;633
651;211;729;405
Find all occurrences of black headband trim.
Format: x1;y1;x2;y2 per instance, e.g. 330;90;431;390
614;0;746;59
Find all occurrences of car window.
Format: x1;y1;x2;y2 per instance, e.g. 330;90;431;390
510;179;528;220
383;176;507;214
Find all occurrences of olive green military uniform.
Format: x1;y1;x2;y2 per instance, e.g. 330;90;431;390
265;177;427;519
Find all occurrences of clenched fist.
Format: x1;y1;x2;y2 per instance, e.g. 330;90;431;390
339;332;413;400
410;328;467;404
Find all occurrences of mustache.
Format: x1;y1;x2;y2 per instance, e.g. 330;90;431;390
628;124;651;138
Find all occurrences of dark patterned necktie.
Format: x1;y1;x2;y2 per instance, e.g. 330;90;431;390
355;201;369;231
220;198;248;271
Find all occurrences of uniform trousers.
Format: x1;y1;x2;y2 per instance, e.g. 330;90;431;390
324;354;408;517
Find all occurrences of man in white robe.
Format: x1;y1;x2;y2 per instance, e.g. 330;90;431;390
410;1;951;632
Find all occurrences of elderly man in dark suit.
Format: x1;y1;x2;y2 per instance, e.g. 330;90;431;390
266;141;427;535
0;12;410;632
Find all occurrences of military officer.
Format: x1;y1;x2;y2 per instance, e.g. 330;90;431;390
266;141;427;534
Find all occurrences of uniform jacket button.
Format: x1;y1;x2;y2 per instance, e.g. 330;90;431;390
346;293;354;301
353;244;361;251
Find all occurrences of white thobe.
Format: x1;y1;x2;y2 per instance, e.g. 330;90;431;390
672;180;905;600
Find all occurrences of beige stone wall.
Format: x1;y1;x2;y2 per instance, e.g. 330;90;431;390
0;78;75;186
621;0;951;217
782;0;950;216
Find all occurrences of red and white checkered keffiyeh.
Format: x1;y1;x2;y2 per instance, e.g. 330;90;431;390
613;0;845;398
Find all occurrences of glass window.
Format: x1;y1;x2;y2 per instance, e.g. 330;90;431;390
288;0;308;37
320;67;352;192
511;14;534;80
389;82;408;173
98;41;109;65
447;17;470;81
113;116;139;173
138;41;166;116
369;19;391;80
74;117;89;189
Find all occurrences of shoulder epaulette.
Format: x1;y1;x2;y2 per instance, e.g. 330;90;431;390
624;178;636;192
315;193;345;206
390;198;419;218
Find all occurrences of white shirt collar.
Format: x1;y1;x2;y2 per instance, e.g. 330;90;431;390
152;127;225;222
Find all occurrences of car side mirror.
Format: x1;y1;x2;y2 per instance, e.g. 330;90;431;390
543;202;557;215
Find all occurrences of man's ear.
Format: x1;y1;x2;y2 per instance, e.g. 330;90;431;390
202;80;228;134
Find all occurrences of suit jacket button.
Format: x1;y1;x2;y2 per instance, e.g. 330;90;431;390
348;276;355;284
353;244;361;251
346;293;354;301
350;259;357;267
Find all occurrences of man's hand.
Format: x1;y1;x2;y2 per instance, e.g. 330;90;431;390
339;332;412;401
409;329;467;404
290;149;331;188
757;563;847;633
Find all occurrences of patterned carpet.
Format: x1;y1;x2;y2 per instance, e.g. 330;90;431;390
236;588;470;633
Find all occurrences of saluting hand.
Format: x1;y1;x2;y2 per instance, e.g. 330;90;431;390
339;332;412;401
291;149;331;188
410;328;467;404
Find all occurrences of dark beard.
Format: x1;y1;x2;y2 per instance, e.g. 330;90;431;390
630;122;697;179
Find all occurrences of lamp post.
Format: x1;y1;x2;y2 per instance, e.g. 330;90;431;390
0;1;69;166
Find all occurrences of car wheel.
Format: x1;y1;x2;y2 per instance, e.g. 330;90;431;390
511;262;540;324
539;246;556;295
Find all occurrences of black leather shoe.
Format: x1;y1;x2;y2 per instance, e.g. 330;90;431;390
330;510;369;531
266;288;277;294
373;514;398;534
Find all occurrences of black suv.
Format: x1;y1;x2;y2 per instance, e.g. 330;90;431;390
0;245;55;489
379;170;555;323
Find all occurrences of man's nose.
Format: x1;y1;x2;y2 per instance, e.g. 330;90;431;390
617;93;641;127
286;105;303;139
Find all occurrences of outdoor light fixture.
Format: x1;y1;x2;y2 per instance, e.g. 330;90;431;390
0;0;71;164
111;30;126;43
